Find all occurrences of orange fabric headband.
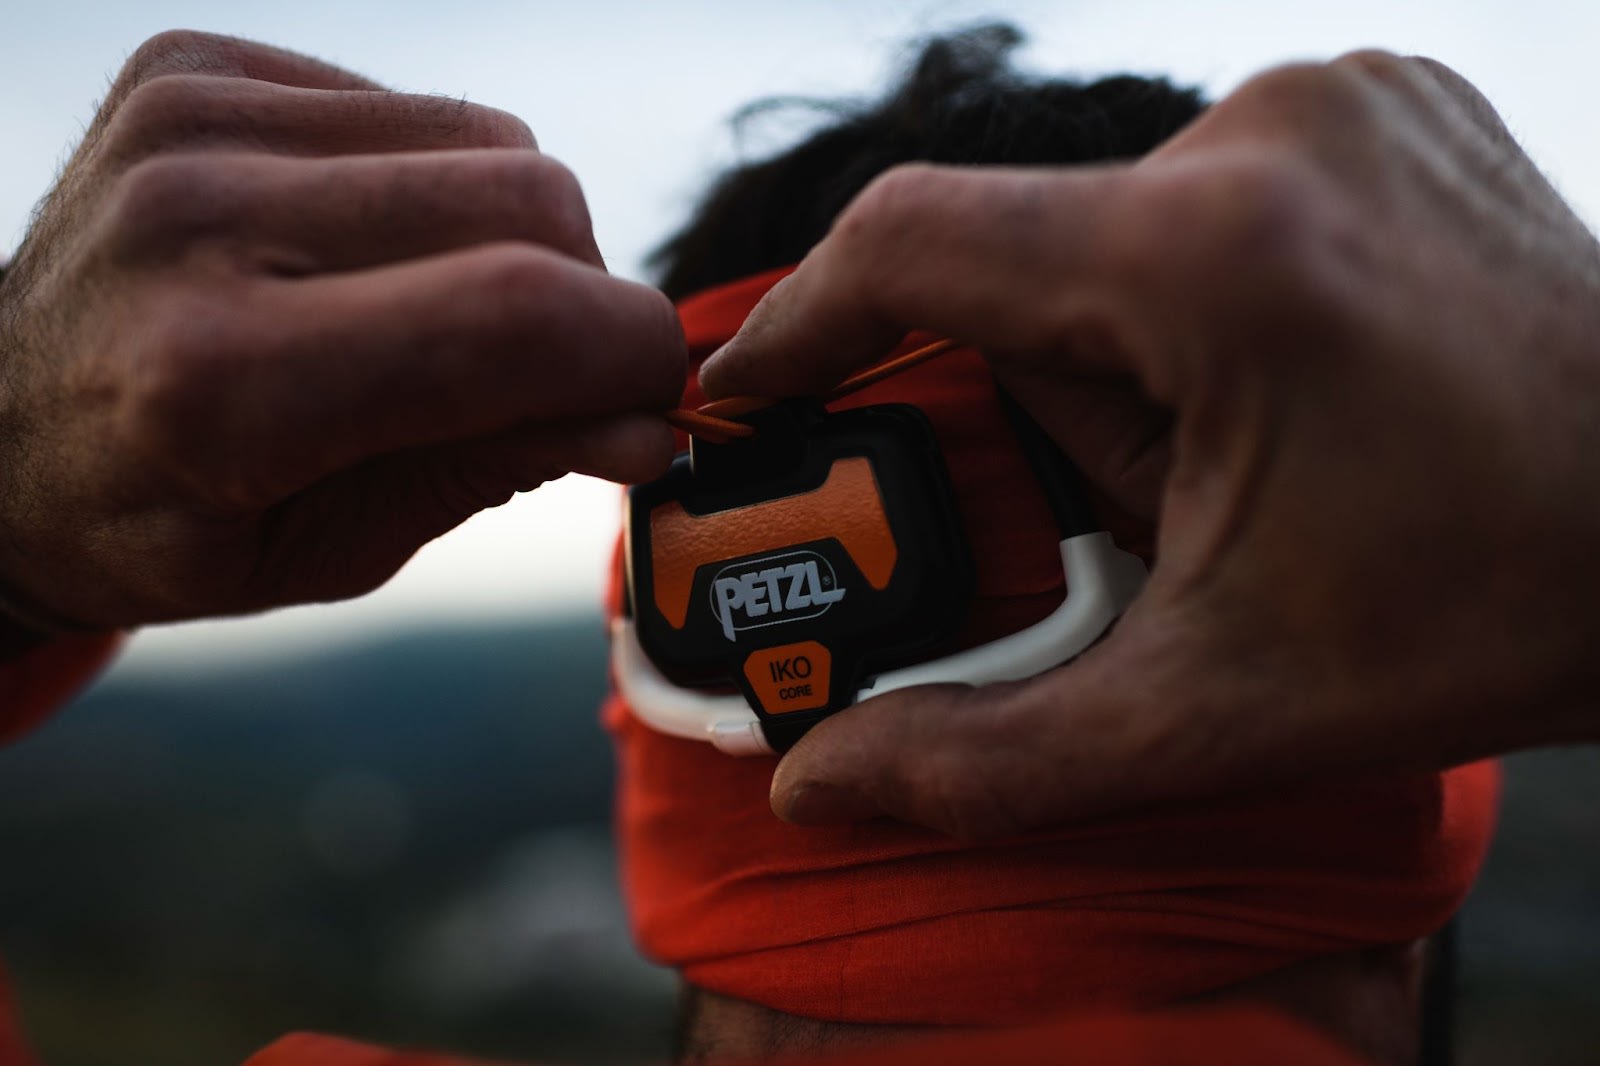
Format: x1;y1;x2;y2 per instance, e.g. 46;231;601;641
603;267;1499;1025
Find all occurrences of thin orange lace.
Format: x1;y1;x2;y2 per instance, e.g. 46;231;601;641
666;338;960;445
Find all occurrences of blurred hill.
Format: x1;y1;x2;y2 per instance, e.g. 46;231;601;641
1457;745;1600;1064
0;614;1595;1065
0;613;674;1066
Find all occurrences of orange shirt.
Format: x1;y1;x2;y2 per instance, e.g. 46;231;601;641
0;626;1375;1066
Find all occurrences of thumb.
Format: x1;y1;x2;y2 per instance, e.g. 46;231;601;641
769;612;1212;838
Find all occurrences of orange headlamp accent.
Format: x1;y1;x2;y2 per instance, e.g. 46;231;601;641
646;456;897;631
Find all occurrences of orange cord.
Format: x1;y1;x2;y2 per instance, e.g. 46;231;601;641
666;338;960;445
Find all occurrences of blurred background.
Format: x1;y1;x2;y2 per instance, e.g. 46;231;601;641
2;2;1598;1064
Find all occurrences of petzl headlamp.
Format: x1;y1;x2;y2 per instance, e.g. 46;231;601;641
614;390;1147;756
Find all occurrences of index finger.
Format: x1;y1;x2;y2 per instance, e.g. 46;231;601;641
135;245;686;508
698;162;1137;400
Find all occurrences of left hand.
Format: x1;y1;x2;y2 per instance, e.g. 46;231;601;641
0;31;683;642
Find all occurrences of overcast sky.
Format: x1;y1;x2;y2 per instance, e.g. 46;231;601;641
3;0;1594;673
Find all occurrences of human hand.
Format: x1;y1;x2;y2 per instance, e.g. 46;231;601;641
700;52;1600;836
0;31;683;641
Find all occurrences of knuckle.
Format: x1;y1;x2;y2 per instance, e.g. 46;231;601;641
478;244;564;309
124;297;272;509
103;154;232;257
398;94;538;149
911;687;1034;839
470;103;539;149
897;750;971;835
1330;50;1459;112
108;73;223;155
126;299;227;450
123;30;242;84
1406;54;1486;104
482;152;595;255
1233;60;1374;125
1330;47;1413;88
468;251;684;410
1129;154;1351;303
1211;156;1325;254
527;156;594;252
921;751;1019;840
465;246;571;348
839;163;947;247
831;163;958;301
1384;55;1511;137
1209;158;1355;300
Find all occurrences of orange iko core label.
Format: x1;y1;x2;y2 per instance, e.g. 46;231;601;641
743;641;833;715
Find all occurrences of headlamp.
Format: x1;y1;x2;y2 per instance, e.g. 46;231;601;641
614;387;1146;756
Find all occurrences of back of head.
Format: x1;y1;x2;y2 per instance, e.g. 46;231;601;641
651;23;1206;299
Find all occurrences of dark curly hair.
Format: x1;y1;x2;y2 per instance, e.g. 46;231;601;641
650;23;1208;301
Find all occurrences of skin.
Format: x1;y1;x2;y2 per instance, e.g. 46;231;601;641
683;943;1426;1065
0;30;684;646
699;52;1600;838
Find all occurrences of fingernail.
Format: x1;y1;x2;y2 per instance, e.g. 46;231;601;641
780;783;882;825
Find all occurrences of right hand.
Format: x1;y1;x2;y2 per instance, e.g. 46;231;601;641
702;52;1600;836
0;31;684;635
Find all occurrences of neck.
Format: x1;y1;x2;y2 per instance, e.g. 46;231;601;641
676;943;1425;1065
677;987;929;1063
